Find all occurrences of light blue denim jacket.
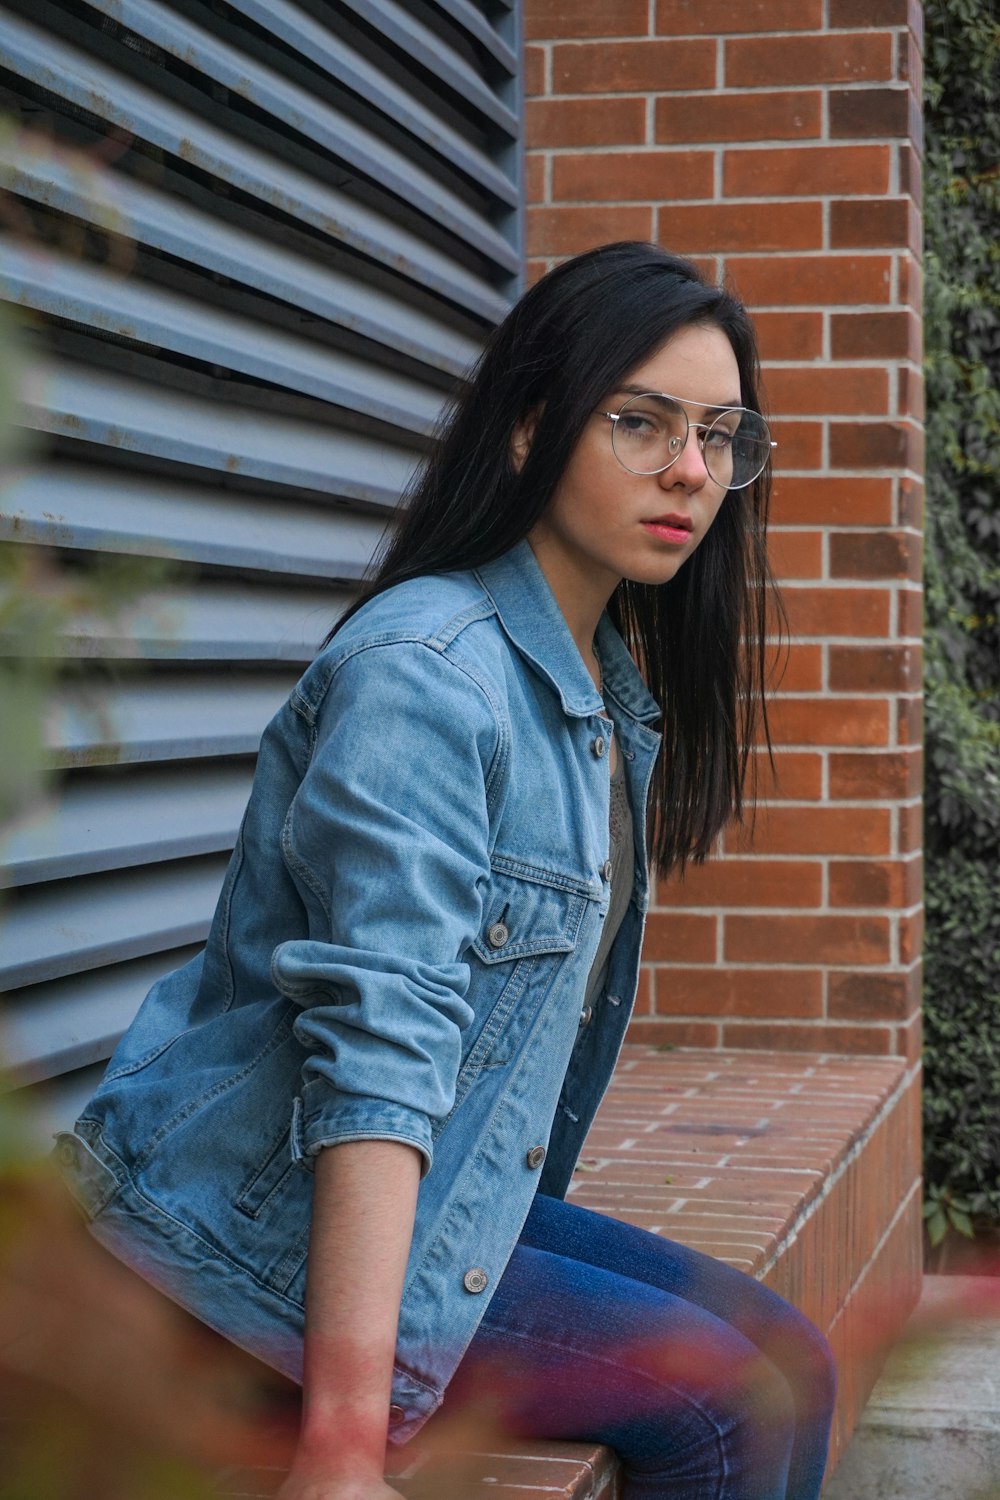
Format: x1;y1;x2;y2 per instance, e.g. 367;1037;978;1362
57;540;662;1440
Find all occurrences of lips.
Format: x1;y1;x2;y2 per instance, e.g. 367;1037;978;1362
645;513;693;530
641;513;694;545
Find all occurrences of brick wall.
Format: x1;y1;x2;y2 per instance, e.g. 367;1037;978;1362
524;1;924;1059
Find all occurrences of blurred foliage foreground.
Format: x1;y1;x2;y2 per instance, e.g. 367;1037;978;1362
921;0;1000;1252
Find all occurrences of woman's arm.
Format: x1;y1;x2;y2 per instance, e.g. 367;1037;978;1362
277;1139;422;1500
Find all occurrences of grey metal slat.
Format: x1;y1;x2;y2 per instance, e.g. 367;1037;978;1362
47;583;350;663
340;0;518;132
17;1062;109;1142
1;766;253;887
426;0;518;72
0;9;511;321
0;468;386;579
19;362;421;503
82;0;518;269
2;238;443;436
0;854;228;990
0;138;483;379
2;947;201;1086
225;0;515;204
47;676;292;767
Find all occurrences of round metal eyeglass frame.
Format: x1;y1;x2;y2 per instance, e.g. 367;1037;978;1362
600;391;777;490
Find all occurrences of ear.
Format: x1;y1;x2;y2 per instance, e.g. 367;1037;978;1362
510;407;541;473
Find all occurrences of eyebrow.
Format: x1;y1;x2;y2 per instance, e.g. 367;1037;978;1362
615;384;744;415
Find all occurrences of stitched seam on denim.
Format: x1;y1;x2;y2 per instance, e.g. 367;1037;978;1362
490;852;598;899
131;1009;296;1172
234;1117;296;1219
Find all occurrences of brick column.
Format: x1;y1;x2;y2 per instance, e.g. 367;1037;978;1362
525;2;924;1061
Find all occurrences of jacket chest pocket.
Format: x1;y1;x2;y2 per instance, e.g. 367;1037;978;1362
460;863;588;1076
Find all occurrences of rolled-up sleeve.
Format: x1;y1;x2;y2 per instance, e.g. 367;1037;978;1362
270;640;500;1173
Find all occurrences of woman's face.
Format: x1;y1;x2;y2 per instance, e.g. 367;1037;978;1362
528;322;741;599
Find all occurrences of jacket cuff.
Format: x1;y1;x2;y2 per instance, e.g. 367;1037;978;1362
297;1077;434;1175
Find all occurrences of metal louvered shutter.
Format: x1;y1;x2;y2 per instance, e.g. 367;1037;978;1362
0;0;522;1135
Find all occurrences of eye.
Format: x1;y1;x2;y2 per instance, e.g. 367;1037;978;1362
618;410;659;438
704;427;735;451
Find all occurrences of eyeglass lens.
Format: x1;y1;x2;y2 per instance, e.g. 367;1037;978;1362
611;393;771;489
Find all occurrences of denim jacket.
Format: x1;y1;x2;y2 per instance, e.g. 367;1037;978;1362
57;540;662;1441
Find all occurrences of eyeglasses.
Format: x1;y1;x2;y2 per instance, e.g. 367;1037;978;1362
600;391;776;490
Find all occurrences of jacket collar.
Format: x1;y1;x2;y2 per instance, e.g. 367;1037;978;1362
475;540;661;726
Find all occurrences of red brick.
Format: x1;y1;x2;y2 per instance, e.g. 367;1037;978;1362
829;0;910;22
525;153;545;203
725;34;893;88
899;30;923;93
764;367;889;416
828;86;911;138
658;201;823;252
657;858;823;909
525;258;549;285
725;145;891;198
898;369;925;424
754;751;824;801
830;311;921;361
767;698;890;749
728;805;892;856
829;859;922;908
897;799;923;852
767;534;821;585
727;255;892;307
552;39;716;93
722;1021;894;1054
651;966;824;1018
627;1016;721;1048
768;419;823;469
896;1008;923;1062
642;910;718;963
526;97;648;147
900;143;922;202
656;90;821;145
829;751;922;800
899;255;922;313
829;644;921;692
896;697;923;748
770;640;824;688
527;205;653;255
782;585;891;637
828;968;921;1022
772;476;894;527
755;312;824;362
830;530;922;581
526;0;650;39
829;421;923;471
552;149;715;202
657;0;822;32
830;198;918;250
898;909;924;965
897;588;922;637
525;45;546;95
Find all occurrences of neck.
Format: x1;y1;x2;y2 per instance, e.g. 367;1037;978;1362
526;533;619;685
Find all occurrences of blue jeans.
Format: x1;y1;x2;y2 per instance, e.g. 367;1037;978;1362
440;1193;836;1499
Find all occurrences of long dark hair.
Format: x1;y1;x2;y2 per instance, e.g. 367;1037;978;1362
332;241;782;876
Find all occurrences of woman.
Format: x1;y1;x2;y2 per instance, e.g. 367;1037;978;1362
57;242;836;1499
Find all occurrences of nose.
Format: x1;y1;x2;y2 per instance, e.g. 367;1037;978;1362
659;425;709;489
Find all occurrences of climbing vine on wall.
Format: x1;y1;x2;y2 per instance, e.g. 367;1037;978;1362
922;0;1000;1236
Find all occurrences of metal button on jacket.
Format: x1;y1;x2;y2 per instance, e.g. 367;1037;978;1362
579;1005;593;1028
388;1404;405;1426
486;920;509;949
463;1267;489;1294
602;859;614;881
57;1137;78;1167
525;1145;546;1170
591;735;606;758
